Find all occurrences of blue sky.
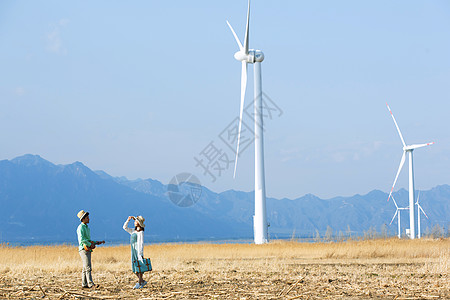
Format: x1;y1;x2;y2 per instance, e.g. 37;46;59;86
1;0;449;199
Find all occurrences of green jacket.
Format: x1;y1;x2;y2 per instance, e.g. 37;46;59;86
77;223;95;251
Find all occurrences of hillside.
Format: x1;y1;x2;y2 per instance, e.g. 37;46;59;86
0;154;448;243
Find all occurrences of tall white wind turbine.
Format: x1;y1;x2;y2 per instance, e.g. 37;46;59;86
227;0;268;244
386;103;434;239
415;192;429;239
389;195;409;238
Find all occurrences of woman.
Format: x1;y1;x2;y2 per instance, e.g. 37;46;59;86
123;215;148;289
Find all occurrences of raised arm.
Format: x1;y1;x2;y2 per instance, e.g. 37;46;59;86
123;216;134;234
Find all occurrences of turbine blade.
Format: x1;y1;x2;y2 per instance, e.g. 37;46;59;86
418;204;429;219
387;103;407;147
409;142;434;150
226;21;243;50
233;61;248;178
391;195;399;209
388;151;406;202
390;210;398;225
416;191;420;205
243;0;250;54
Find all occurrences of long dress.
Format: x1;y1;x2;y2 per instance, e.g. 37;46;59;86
123;219;144;273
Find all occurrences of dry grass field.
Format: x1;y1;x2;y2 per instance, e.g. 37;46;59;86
0;238;448;299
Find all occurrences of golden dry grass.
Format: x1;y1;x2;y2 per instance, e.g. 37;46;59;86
0;238;448;299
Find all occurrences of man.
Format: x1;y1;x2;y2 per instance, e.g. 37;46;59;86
76;210;105;288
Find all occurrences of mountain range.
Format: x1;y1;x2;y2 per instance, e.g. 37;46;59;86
0;154;448;244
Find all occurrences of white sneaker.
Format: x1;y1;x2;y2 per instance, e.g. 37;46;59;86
133;283;141;289
141;281;147;288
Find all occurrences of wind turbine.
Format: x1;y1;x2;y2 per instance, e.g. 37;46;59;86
227;0;268;244
386;103;434;239
415;191;429;239
389;195;409;238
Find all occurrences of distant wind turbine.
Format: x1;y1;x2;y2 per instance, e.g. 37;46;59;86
386;103;434;239
227;0;268;244
415;191;429;239
389;195;409;239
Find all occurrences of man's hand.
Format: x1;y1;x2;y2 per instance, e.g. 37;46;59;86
83;241;105;251
84;243;95;251
127;216;135;221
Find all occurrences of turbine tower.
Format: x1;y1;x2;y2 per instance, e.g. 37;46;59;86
227;0;268;244
389;195;409;238
415;192;429;239
386;104;434;239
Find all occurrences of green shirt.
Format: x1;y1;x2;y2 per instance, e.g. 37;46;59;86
77;223;95;251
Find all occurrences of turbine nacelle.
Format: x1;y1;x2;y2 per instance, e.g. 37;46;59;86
254;50;264;62
234;49;264;63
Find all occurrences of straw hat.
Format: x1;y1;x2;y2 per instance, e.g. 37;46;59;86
77;210;89;221
135;216;145;228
